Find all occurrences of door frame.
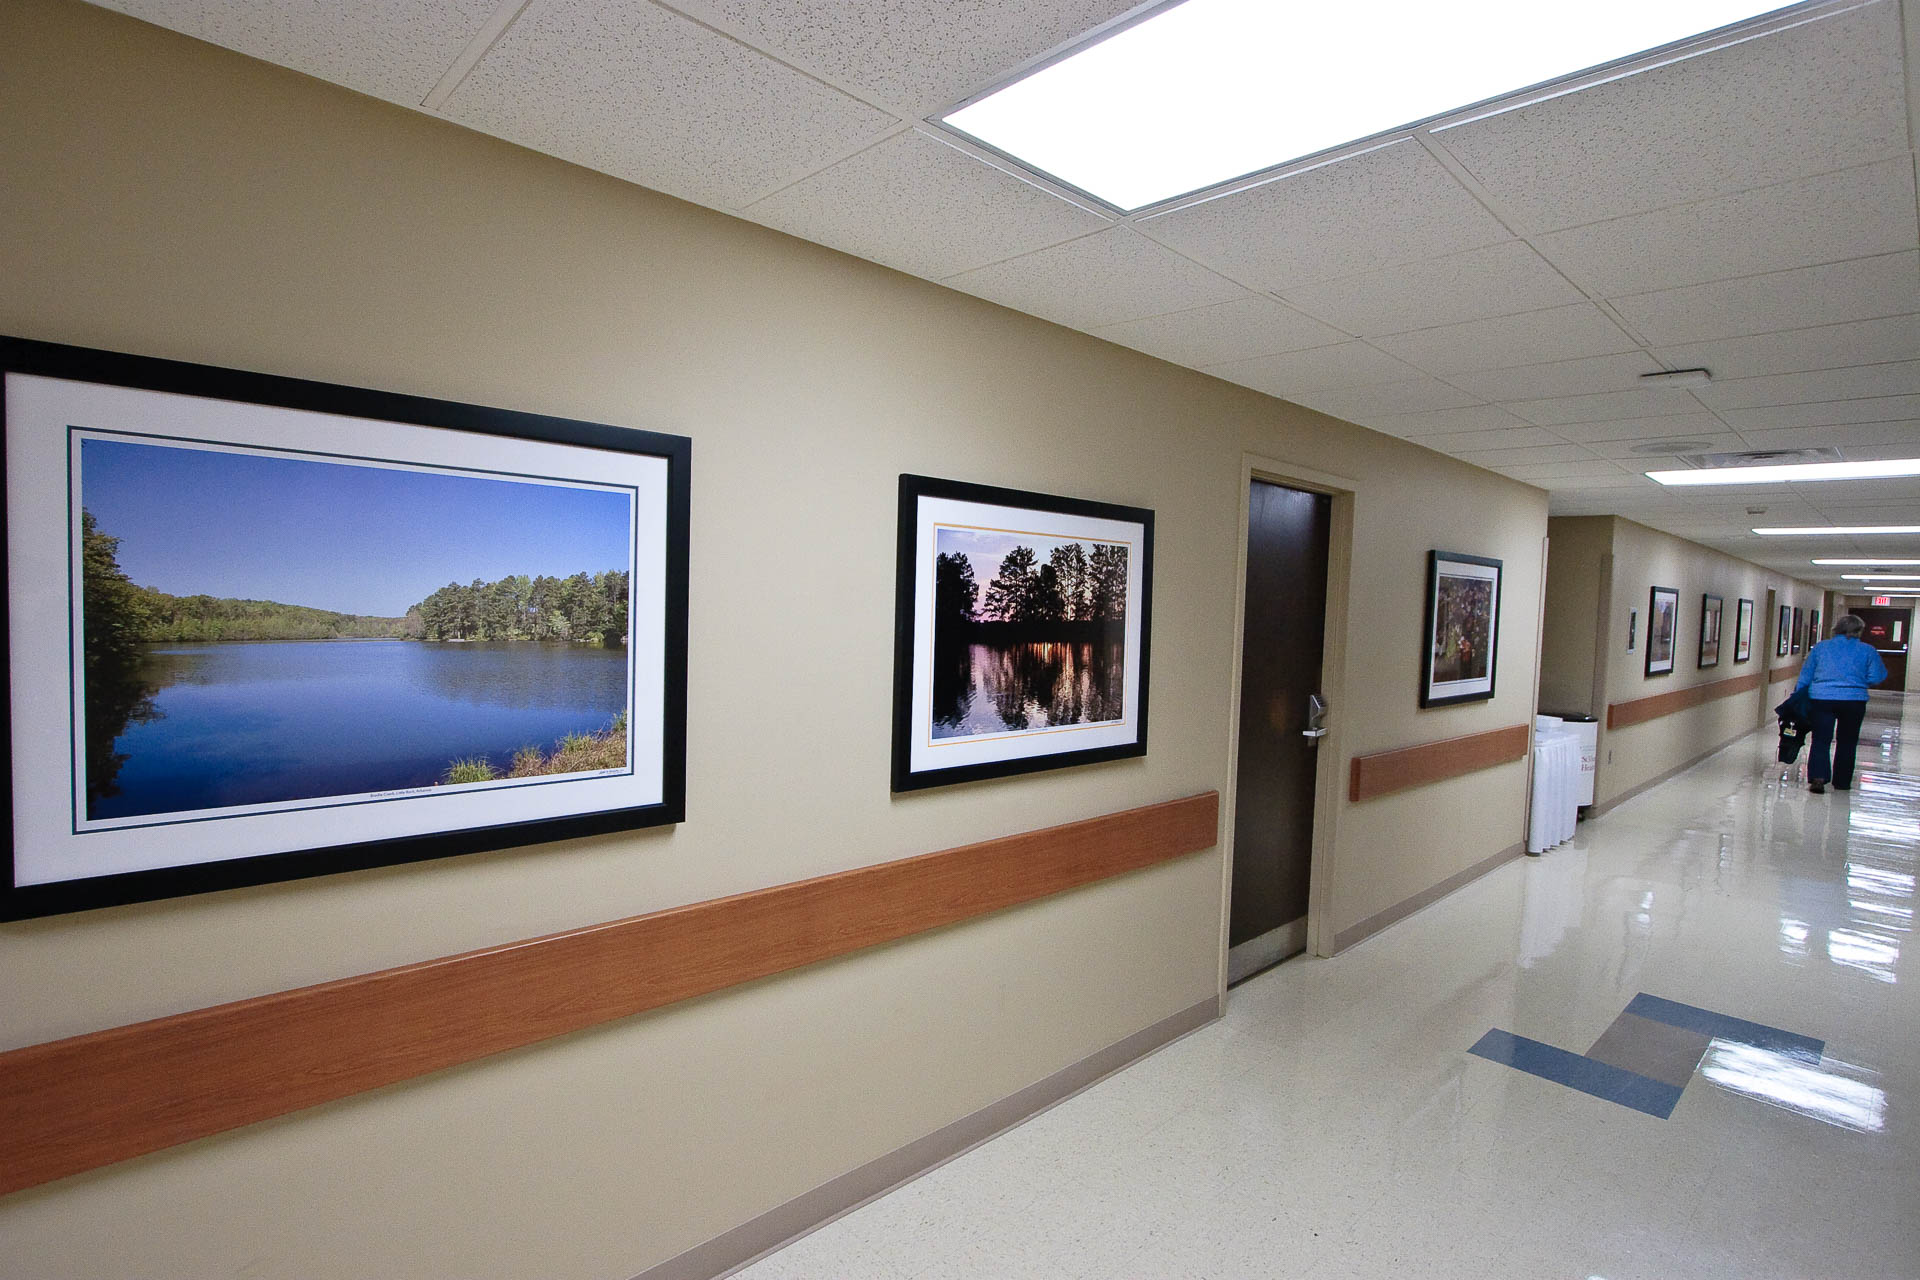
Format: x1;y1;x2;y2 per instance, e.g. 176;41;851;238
1219;454;1357;991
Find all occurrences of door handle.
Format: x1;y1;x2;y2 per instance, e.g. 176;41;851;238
1302;693;1329;743
1302;727;1329;739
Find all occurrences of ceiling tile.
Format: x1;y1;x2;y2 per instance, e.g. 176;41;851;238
1609;252;1920;347
1372;303;1640;376
1453;443;1596;466
1449;351;1664;403
1697;360;1920;411
1092;296;1349;367
1654;315;1920;382
1534;157;1919;296
1432;1;1908;230
1203;342;1423;396
1138;140;1512;291
1406;426;1570;452
743;129;1110;278
443;0;896;210
943;228;1246;330
1737;420;1920;451
1543;412;1732;443
1719;394;1920;432
1287;378;1483;420
1364;405;1535;436
1491;459;1638;481
1510;470;1652;490
668;0;1145;115
93;0;503;106
1507;388;1713;426
1279;241;1585;336
1582;431;1749;459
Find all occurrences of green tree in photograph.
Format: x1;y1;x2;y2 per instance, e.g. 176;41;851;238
981;545;1038;622
1048;542;1090;621
1088;543;1129;622
80;510;160;803
934;552;978;632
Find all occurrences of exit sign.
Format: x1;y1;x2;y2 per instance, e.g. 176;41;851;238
1874;595;1891;605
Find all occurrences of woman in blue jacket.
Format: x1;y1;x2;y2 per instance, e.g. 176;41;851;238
1795;614;1889;793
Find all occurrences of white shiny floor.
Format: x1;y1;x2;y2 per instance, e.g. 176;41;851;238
736;695;1916;1279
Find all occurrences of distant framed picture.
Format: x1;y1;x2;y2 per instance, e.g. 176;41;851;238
1792;606;1804;653
1627;608;1638;653
1777;605;1791;657
1646;586;1679;676
1809;609;1822;644
1421;551;1502;708
1698;594;1723;668
891;474;1152;791
1734;598;1753;663
2;335;690;920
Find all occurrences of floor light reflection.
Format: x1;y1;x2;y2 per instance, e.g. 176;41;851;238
1699;1041;1887;1132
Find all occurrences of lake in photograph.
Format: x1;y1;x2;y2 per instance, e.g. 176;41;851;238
931;639;1124;739
86;640;628;822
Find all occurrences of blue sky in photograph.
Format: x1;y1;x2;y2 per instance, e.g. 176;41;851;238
81;437;633;616
935;525;1117;590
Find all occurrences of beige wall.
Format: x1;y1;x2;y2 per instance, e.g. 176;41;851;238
1538;515;1613;717
1544;517;1823;809
0;3;1546;1277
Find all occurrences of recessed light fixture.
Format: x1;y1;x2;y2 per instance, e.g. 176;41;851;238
938;0;1786;211
1812;559;1920;566
1640;368;1712;389
1840;574;1920;580
1648;459;1920;486
1753;525;1920;536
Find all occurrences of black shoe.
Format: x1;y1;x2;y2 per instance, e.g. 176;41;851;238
1809;781;1826;794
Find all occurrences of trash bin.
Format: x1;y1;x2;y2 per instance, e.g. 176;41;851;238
1542;712;1599;808
1529;716;1579;854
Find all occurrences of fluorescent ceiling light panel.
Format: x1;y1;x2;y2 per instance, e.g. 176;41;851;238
1841;574;1920;580
940;0;1784;210
1648;459;1920;486
1754;526;1920;536
1813;559;1920;566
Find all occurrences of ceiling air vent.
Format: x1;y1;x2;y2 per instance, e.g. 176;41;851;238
1626;439;1716;456
1672;447;1845;470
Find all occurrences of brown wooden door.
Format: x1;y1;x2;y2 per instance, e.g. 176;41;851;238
1229;480;1331;981
1854;606;1911;688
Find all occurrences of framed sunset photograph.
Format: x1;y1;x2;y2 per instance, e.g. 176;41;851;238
2;336;689;919
1420;551;1502;707
891;475;1152;791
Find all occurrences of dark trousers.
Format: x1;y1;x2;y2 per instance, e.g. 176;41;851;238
1808;699;1869;786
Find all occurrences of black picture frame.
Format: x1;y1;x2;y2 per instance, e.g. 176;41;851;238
1734;598;1753;663
2;335;690;920
1646;586;1679;676
1809;608;1822;645
1698;594;1723;668
1778;605;1791;657
891;474;1152;791
1420;550;1502;708
1792;606;1804;654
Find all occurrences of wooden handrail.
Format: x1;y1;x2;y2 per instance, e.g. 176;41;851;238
1348;725;1530;802
1608;671;1766;729
0;792;1219;1197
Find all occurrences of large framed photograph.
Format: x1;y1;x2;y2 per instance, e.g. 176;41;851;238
2;336;690;920
1646;586;1679;677
1777;604;1791;657
1420;551;1502;707
1734;598;1753;663
1698;594;1723;668
891;475;1151;791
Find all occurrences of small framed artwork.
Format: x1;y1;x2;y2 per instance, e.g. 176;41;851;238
891;474;1152;791
1627;608;1638;653
1777;605;1791;657
1646;586;1679;676
1809;609;1822;643
1420;551;1503;708
2;335;691;920
1792;606;1804;653
1734;598;1753;663
1698;594;1723;668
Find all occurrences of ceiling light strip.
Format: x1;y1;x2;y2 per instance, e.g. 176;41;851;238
1649;459;1920;486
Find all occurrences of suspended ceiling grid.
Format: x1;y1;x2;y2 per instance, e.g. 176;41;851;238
85;0;1920;589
